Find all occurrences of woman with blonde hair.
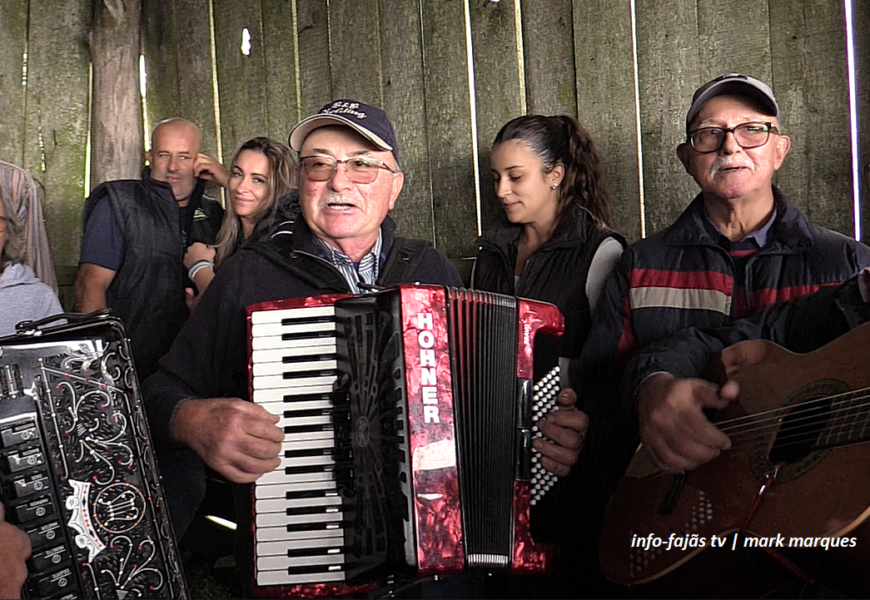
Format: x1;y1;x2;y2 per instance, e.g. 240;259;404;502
184;137;297;306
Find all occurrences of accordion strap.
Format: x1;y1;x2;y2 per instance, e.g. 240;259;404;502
379;236;431;286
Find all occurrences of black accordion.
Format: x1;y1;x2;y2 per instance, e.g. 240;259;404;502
246;284;566;597
0;313;187;599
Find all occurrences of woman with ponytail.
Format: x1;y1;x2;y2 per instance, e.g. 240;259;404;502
472;114;625;598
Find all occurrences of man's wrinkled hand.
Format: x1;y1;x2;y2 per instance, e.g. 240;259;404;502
171;398;284;483
0;503;30;599
637;373;737;473
534;388;589;477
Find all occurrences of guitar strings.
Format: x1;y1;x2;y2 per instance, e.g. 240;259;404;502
709;386;868;431
708;386;870;451
723;399;870;446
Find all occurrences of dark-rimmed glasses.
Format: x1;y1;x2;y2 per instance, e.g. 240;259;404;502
687;122;778;154
299;155;396;184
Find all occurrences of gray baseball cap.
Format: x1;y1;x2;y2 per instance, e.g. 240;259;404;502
686;73;779;133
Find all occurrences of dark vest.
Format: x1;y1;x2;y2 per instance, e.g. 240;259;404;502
82;170;223;379
473;207;624;551
473;207;621;382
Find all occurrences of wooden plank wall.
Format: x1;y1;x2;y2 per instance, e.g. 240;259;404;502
165;0;870;254
0;0;868;286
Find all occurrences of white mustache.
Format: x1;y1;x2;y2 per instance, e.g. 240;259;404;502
319;192;358;209
709;156;755;178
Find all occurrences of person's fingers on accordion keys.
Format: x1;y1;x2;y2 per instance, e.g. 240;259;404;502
0;502;31;600
172;397;284;484
533;388;589;477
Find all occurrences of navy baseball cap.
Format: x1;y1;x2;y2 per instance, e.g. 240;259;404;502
686;74;779;133
289;100;399;163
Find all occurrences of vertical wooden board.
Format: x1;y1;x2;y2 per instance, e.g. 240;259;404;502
469;0;524;235
22;0;91;268
295;0;331;116
327;0;382;106
770;0;852;235
0;0;28;164
378;0;435;244
634;0;701;237
856;0;870;241
573;0;643;241
520;0;577;116
142;0;182;141
421;0;478;257
89;0;143;185
212;0;268;160
173;0;219;158
696;0;771;80
261;0;300;142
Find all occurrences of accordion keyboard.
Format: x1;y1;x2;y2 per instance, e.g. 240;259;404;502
249;304;350;587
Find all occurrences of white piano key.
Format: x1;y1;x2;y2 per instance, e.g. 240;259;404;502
254;374;336;391
258;469;336;485
258;554;345;571
256;495;341;514
252;335;336;351
251;321;336;339
278;429;335;443
280;437;335;452
255;478;337;499
251;335;337;356
256;570;345;586
257;536;344;555
256;510;343;529
255;525;343;542
253;359;338;377
276;414;333;428
251;306;335;324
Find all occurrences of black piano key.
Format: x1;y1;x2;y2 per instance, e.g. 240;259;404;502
28;544;69;573
0;420;39;448
25;520;63;551
282;354;336;364
3;446;45;473
34;567;75;597
11;495;54;523
10;471;50;499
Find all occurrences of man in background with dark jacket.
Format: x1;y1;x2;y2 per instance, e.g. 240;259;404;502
74;117;224;380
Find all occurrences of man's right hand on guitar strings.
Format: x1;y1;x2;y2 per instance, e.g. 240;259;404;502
636;373;739;473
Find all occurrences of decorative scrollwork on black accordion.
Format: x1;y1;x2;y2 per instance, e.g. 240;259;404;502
0;313;187;599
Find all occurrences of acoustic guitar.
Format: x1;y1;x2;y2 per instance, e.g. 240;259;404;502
599;322;870;588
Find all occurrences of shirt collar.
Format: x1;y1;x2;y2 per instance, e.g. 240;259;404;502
703;207;777;248
312;230;383;292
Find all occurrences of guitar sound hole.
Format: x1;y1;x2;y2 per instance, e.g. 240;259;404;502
768;397;831;464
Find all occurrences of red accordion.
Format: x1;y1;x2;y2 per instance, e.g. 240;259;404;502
246;285;564;597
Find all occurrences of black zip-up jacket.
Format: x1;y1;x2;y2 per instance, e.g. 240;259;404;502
82;168;223;379
142;215;463;448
